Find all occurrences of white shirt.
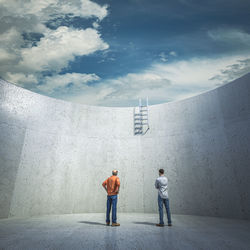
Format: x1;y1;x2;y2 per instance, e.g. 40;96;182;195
155;176;169;199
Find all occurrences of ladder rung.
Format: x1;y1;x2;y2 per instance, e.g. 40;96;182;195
135;123;148;126
135;119;148;122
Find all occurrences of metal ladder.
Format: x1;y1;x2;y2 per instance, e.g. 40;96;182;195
134;98;149;135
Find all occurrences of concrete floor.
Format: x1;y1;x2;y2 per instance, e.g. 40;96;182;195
0;213;250;250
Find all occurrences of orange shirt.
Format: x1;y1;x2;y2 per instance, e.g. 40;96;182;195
102;176;120;196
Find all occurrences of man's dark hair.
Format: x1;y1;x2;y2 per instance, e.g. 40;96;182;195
159;169;164;174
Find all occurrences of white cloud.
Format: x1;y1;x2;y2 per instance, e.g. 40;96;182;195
79;0;108;20
159;52;168;62
19;26;108;73
169;51;177;57
38;73;100;94
0;27;20;43
208;28;250;46
65;54;250;106
209;58;250;84
6;73;39;87
0;48;16;61
93;21;100;29
0;0;109;88
0;28;23;63
0;0;108;21
5;72;101;93
159;51;177;62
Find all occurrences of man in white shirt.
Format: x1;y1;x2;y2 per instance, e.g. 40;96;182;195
155;169;172;227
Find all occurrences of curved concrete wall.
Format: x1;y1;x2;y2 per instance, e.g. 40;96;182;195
0;74;250;219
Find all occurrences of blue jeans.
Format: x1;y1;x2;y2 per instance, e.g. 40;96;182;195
158;194;172;225
106;195;118;223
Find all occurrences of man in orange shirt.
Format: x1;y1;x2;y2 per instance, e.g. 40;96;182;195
102;170;120;226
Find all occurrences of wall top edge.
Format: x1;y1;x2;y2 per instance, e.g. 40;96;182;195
1;73;250;110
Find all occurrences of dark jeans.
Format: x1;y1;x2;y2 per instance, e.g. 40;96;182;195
106;195;118;223
158;194;172;225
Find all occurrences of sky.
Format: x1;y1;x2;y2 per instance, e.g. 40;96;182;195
0;0;250;107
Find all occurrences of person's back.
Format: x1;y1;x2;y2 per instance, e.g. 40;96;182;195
104;175;120;196
155;176;168;199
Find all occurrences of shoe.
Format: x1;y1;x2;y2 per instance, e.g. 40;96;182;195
111;223;120;227
106;222;110;226
156;224;164;227
168;224;172;227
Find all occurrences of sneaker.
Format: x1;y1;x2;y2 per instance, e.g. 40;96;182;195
106;222;110;226
111;223;120;227
156;224;164;227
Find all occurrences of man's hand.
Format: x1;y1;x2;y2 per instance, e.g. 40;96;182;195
103;186;107;193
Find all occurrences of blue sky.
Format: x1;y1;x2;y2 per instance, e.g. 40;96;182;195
0;0;250;106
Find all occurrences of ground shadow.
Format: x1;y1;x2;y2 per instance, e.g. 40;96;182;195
133;222;156;226
79;221;106;226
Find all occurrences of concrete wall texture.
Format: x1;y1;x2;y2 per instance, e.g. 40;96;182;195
1;74;250;220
